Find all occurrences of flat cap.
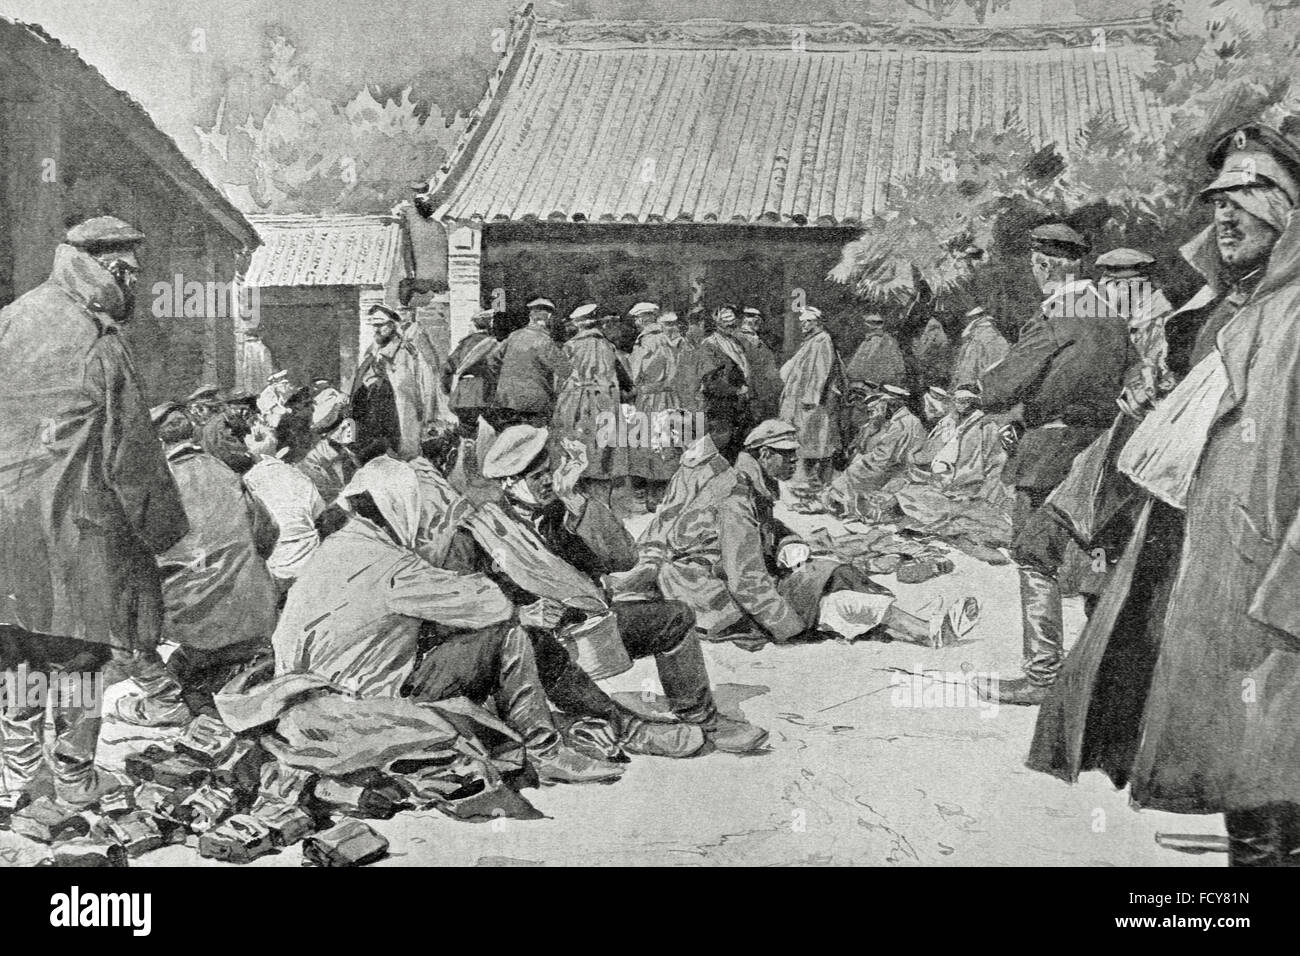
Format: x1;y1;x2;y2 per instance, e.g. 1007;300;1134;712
481;425;550;479
66;216;145;253
1030;223;1088;257
365;304;402;325
186;384;221;404
628;302;659;317
743;419;799;452
1201;123;1300;205
526;297;556;312
1096;247;1155;277
149;401;186;426
569;303;600;322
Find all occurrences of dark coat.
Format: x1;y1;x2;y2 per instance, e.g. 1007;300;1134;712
981;280;1132;491
0;245;187;649
493;324;571;418
1029;222;1300;813
442;330;498;412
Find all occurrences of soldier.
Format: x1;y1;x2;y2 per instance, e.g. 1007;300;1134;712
821;385;927;519
975;222;1131;705
1029;123;1300;866
739;306;782;421
669;306;711;415
297;386;357;506
185;384;223;428
0;216;188;808
949;306;1010;392
779;306;843;495
198;387;256;475
442;308;500;438
554;303;629;507
349;304;433;461
492;297;570;427
1095;248;1175;395
695;305;753;461
444;426;769;756
627;302;679;511
845;313;907;388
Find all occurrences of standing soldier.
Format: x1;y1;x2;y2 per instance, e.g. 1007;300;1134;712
0;217;188;809
696;305;753;461
442;308;500;437
670;306;710;416
845;313;907;389
739;306;782;421
350;304;433;461
1030;123;1300;866
950;306;1010;391
554;303;630;507
779;307;843;495
975;222;1131;706
493;297;570;427
627;302;679;511
1095;248;1175;391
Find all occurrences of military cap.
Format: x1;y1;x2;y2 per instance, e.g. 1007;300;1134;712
1095;248;1155;278
714;305;739;326
481;425;551;479
659;311;680;324
953;384;981;400
965;305;988;319
66;216;145;253
472;308;496;328
882;383;912;398
569;303;600;324
149;401;187;426
1030;223;1088;258
186;384;222;404
267;370;290;386
526;297;556;313
366;304;402;326
798;307;823;322
742;307;763;318
862;313;886;325
311;387;349;431
628;302;660;317
926;385;951;399
743;419;799;452
1201;123;1300;205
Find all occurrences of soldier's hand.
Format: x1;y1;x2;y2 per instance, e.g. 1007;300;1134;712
997;422;1024;454
519;598;565;630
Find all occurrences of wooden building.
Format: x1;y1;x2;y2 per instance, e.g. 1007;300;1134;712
422;4;1165;357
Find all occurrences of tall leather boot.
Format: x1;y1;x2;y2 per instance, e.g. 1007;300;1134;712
51;696;125;809
1;710;52;814
657;635;766;754
975;568;1062;706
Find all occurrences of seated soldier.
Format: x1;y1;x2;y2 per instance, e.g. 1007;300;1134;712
272;455;621;785
819;385;926;519
443;425;768;757
624;420;978;648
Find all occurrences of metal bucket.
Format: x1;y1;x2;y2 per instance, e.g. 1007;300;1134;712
557;611;632;681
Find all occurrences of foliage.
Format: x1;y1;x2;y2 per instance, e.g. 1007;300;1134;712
194;34;467;215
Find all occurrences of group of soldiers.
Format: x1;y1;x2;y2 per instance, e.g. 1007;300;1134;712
4;119;1300;865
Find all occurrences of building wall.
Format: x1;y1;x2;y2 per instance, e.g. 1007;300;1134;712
249;286;360;390
1;60;248;403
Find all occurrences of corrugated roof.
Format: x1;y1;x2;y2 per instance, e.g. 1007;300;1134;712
1;18;259;250
429;10;1166;226
245;215;407;287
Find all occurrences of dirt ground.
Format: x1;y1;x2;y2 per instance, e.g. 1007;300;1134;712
1;499;1226;868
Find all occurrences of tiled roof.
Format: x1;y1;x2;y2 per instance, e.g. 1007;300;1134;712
245;215;408;287
429;9;1165;226
0;18;259;249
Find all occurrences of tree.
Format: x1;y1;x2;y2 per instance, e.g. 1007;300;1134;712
194;33;467;215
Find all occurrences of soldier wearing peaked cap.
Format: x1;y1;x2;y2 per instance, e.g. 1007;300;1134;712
779;305;843;496
350;303;435;462
0;216;188;807
844;312;907;394
490;296;571;428
553;303;630;503
951;305;1010;392
627;302;683;508
694;305;754;461
442;308;501;441
973;218;1131;707
1028;123;1300;867
444;424;769;756
735;305;782;423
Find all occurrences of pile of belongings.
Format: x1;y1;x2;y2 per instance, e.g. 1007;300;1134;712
2;671;546;867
